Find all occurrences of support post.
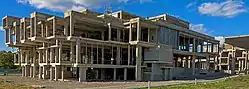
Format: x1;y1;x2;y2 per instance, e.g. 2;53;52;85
124;68;127;80
79;67;86;82
135;46;142;81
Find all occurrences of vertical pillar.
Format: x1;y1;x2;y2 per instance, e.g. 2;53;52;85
129;23;132;41
30;66;33;77
116;47;121;65
43;66;46;79
128;45;131;65
55;66;58;81
22;66;25;77
70;42;74;63
101;69;105;80
108;23;112;40
64;18;69;36
39;66;42;79
70;15;75;36
137;21;141;41
135;46;142;81
46;49;49;64
192;56;196;75
61;66;64;81
102;46;104;64
124;68;127;80
76;40;81;64
50;67;54;81
79;67;86;82
206;56;210;71
113;68;117;80
50;48;54;63
59;42;62;63
242;60;244;71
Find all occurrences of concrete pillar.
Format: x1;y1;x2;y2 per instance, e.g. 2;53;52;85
198;58;201;72
70;14;75;36
22;66;25;77
192;56;196;75
70;42;74;63
50;48;54;63
239;60;241;71
206;56;210;71
231;54;236;74
128;45;131;65
129;23;132;41
113;68;117;80
101;69;105;80
30;66;33;78
50;67;54;81
59;43;62;63
61;66;64;81
39;66;42;79
76;40;81;64
124;68;127;80
46;49;49;64
102;46;104;64
135;46;142;81
137;22;141;41
79;67;87;82
33;66;36;78
242;60;244;71
108;23;112;40
43;66;46;79
55;66;58;81
116;47;121;65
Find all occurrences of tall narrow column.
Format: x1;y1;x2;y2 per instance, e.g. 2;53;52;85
135;46;142;81
39;66;42;79
113;68;117;80
22;66;25;77
70;15;75;36
76;40;81;64
192;56;196;75
43;66;46;79
129;23;132;41
55;66;58;81
108;23;112;40
79;67;86;82
128;45;131;65
136;22;141;41
116;47;121;65
61;66;64;81
124;68;127;80
30;66;33;78
59;43;62;63
102;46;104;64
50;67;54;81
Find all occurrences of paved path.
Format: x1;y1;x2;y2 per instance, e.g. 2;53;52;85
0;75;239;89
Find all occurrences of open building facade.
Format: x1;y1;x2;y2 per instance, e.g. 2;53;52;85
2;10;220;82
219;36;249;74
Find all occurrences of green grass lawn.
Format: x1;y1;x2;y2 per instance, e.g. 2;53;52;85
141;75;249;89
0;80;34;89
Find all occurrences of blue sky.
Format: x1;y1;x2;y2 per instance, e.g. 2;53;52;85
0;0;248;50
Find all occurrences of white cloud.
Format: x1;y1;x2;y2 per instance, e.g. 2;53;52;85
198;0;247;17
215;36;225;47
190;24;213;35
187;1;197;8
17;0;152;12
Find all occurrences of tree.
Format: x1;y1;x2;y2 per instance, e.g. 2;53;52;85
0;51;19;69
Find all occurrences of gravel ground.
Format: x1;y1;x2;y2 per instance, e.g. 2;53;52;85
0;75;237;89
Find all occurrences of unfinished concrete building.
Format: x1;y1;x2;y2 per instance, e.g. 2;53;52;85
219;36;249;74
2;9;219;82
